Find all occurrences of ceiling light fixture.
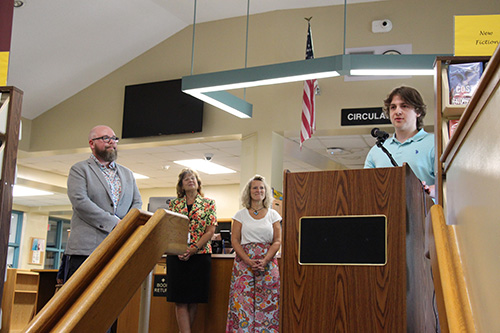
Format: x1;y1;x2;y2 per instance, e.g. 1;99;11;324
181;0;449;118
174;159;236;175
326;147;345;155
183;57;341;94
182;54;442;117
348;54;438;76
187;90;253;118
133;172;149;179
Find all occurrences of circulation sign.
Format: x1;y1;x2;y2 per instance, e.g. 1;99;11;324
341;107;391;126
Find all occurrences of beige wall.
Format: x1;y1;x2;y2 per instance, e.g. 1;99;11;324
18;213;48;269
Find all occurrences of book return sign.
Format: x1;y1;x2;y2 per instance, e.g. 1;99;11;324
341;107;390;126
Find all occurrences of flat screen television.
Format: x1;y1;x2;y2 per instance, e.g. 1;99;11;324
122;79;203;139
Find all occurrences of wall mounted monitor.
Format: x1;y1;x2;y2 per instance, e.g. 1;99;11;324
122;79;203;139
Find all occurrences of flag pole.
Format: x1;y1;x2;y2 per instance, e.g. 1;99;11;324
300;18;318;148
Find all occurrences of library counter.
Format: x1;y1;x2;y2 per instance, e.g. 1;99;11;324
117;254;281;332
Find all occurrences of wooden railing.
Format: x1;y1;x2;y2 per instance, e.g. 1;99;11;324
23;208;189;332
432;45;500;332
427;205;476;332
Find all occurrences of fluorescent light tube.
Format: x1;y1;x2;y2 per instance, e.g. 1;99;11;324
133;172;149;179
186;91;252;119
350;69;435;76
13;185;53;197
184;71;340;94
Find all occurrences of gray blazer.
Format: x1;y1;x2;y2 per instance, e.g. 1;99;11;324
65;157;142;256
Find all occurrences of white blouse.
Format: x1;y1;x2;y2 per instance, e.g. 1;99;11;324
233;208;281;245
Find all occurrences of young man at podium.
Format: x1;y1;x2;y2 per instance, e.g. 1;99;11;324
364;86;435;198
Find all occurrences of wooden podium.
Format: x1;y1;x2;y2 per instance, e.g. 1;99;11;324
282;165;435;332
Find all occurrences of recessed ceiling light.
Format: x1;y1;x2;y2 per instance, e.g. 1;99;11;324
174;159;236;175
326;147;344;155
133;172;149;179
13;185;53;197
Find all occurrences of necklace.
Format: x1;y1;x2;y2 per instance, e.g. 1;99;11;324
251;206;265;216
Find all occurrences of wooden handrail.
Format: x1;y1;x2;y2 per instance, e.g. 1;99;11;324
23;208;189;332
428;205;475;332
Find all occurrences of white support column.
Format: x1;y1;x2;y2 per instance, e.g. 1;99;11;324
239;131;284;197
138;270;153;333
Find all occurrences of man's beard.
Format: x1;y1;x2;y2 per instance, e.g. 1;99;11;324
95;146;117;163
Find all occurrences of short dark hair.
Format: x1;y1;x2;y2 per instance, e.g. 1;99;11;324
383;86;427;130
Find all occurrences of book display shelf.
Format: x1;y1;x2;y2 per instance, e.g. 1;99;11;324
434;56;490;206
1;269;39;333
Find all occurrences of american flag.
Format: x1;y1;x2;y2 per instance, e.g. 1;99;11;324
300;20;317;148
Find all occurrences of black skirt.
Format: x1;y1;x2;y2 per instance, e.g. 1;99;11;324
166;254;212;303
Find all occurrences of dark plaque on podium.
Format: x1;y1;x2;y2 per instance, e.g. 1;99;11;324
299;215;387;265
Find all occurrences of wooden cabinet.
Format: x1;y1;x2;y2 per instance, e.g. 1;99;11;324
117;257;234;332
1;269;39;333
433;56;490;206
117;256;282;332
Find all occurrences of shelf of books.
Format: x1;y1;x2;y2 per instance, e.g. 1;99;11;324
434;56;490;206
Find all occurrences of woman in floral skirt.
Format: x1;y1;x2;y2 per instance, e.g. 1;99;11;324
226;175;281;332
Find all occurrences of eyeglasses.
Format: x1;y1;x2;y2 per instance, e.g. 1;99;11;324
91;136;119;143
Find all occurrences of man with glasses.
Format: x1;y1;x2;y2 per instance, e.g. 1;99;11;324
65;125;142;280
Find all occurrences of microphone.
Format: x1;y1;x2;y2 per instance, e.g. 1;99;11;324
371;128;389;140
371;127;398;166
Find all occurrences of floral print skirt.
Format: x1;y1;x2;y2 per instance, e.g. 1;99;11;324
226;243;280;332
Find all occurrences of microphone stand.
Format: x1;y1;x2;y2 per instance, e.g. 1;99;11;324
375;134;430;206
375;137;398;167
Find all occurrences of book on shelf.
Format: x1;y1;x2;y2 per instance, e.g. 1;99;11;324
442;123;450;147
448;119;460;139
442;119;460;147
448;62;483;105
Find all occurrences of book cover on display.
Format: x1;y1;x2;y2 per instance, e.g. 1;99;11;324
448;119;460;139
448;62;484;105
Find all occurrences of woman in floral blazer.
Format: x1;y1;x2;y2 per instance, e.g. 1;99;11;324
166;168;217;332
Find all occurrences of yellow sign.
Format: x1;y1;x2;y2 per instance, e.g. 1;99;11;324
0;52;9;86
455;14;500;56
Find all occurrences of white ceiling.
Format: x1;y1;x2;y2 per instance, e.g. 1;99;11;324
8;0;382;208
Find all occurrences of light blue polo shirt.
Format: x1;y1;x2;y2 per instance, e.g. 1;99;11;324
364;129;435;185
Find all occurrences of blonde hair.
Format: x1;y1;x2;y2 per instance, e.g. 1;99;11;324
241;175;272;209
175;168;203;197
